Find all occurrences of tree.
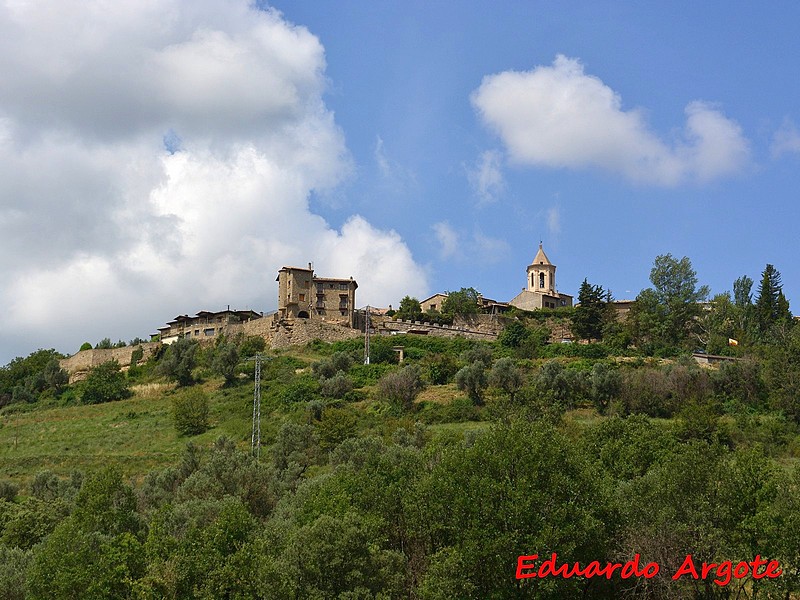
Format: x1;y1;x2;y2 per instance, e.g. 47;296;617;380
172;388;210;435
629;254;709;351
79;342;92;352
94;337;113;349
26;468;144;599
158;337;198;386
81;360;130;404
212;342;240;385
455;362;487;405
589;362;621;414
441;287;480;317
489;357;524;401
755;264;792;340
396;296;422;321
571;279;610;341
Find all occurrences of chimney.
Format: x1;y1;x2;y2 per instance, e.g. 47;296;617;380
308;262;313;271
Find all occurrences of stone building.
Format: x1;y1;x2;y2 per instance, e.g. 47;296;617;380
276;264;358;327
155;308;263;343
509;243;573;310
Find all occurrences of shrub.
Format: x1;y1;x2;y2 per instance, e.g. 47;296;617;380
79;342;92;352
0;479;18;502
377;365;425;411
422;353;458;385
320;372;353;399
313;351;354;380
172;388;210;435
81;360;130;404
281;376;322;405
158;337;198;386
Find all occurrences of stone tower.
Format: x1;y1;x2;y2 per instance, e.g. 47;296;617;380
509;243;573;311
527;243;556;294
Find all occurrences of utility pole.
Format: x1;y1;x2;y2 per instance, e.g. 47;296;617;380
364;305;371;365
251;353;262;459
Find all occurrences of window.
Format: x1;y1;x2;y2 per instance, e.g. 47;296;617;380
299;293;305;302
539;272;545;289
339;283;348;290
204;328;215;336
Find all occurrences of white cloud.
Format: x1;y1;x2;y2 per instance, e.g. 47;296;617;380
0;1;426;362
547;206;561;236
467;150;505;203
473;230;510;263
432;221;459;259
471;55;750;186
771;118;800;157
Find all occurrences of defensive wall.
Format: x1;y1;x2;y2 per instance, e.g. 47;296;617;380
59;313;575;378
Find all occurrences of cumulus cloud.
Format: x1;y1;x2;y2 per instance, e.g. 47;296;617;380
471;55;750;185
771;118;800;157
467;150;505;204
0;1;427;362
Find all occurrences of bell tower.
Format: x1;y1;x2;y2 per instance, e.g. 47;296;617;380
526;243;556;294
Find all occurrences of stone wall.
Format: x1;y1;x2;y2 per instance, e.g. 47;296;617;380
60;342;160;382
268;319;361;349
370;314;502;341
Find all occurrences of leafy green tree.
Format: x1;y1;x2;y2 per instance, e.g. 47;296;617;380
571;278;610;341
441;287;480;317
27;468;145;600
158;337;198;386
629;254;709;352
79;342;92;351
589;362;621;414
455;362;487;405
238;334;266;358
94;337;113;349
0;348;65;402
409;421;613;598
81;360;130;404
0;546;30;600
498;320;531;348
211;342;239;385
172;388;210;435
488;357;524;401
396;295;423;321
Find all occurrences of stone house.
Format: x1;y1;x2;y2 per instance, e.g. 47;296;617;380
276;264;358;327
155;308;263;343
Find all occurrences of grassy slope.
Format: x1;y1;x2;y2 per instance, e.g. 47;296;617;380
0;380;255;487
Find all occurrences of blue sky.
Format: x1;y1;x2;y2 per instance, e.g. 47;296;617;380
281;1;800;302
0;1;798;363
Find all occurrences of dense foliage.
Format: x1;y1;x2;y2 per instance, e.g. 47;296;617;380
0;254;798;597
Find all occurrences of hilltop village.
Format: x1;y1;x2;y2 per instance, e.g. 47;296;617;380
60;244;578;378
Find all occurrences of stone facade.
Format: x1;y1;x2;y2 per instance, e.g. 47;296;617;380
509;243;573;311
276;264;357;327
156;309;263;343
